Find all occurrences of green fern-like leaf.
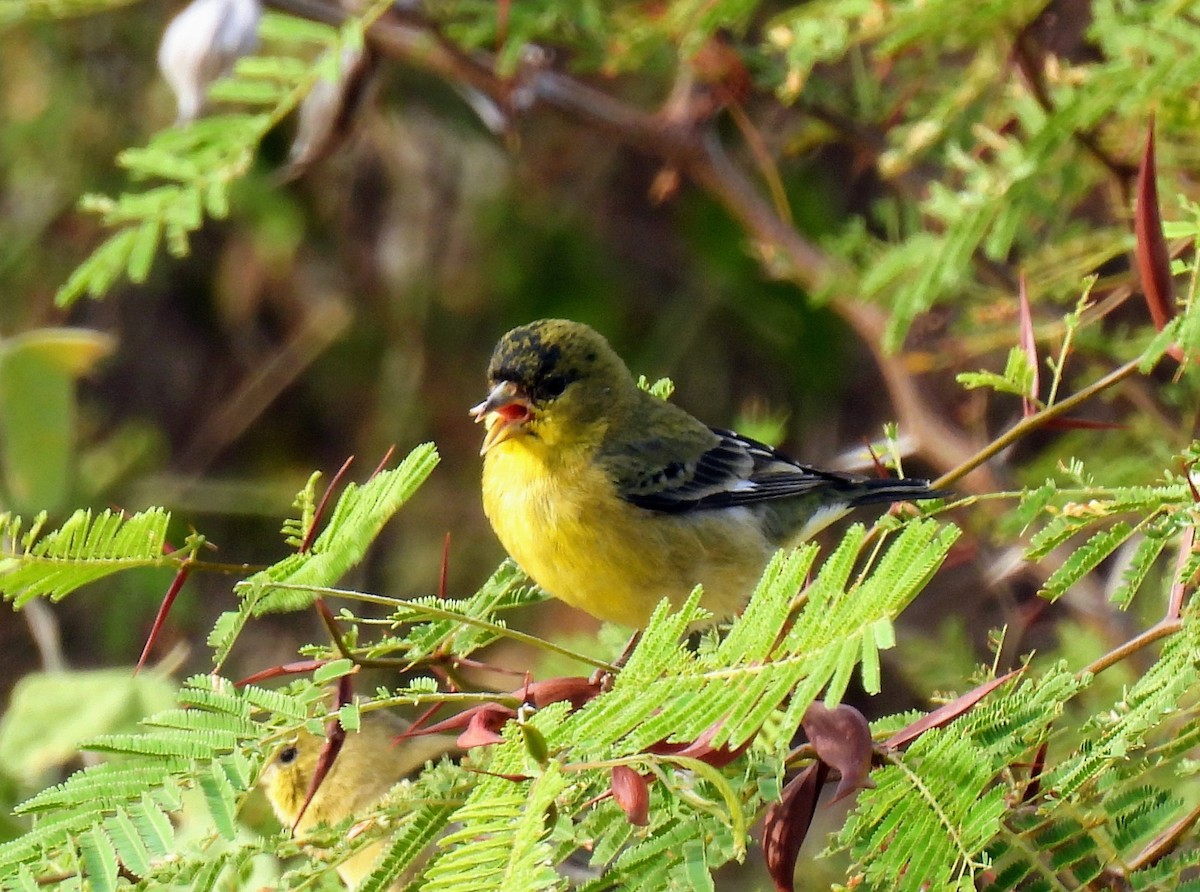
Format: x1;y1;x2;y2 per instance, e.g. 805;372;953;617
102;807;153;877
197;759;241;840
281;471;322;550
362;802;458;892
1027;516;1091;562
392;559;543;662
844;724;1008;890
1109;529;1172;609
0;675;322;887
1047;608;1200;799
210;443;439;665
53;7;385;307
78;824;119;892
422;734;567;892
983;777;1188;892
836;663;1085;891
0;507;172;606
957;345;1037;397
1130;849;1200;891
82;728;242;760
16;762;187;815
1039;521;1134;601
563;520;958;762
1106;785;1178;852
244;442;439;614
576;817;717;891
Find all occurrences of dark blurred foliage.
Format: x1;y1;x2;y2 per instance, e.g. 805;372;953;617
7;7;1199;806
0;11;887;702
9;1;1200;888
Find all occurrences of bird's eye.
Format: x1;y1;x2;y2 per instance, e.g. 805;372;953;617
278;746;299;765
540;376;568;399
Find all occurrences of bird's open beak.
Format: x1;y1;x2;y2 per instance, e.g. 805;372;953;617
470;380;533;455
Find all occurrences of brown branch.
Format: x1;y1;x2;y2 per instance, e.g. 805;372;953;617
933;356;1144;490
1080;618;1181;678
363;8;990;481
1166;524;1196;620
1122;799;1200;873
261;0;1143;493
555;98;990;482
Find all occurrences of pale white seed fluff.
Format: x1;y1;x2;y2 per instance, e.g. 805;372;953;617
286;47;369;170
157;0;261;123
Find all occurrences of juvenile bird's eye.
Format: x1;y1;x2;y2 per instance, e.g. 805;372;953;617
278;745;299;765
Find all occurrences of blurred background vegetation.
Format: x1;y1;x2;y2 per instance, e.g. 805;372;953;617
3;0;1200;886
0;0;901;688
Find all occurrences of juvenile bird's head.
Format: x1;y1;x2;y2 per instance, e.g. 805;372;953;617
259;713;459;889
471;319;634;455
260;714;457;834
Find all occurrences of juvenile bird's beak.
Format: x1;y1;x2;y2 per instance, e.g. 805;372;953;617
470;380;533;455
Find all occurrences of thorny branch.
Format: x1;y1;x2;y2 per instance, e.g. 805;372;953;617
260;0;1021;488
263;1;1165;498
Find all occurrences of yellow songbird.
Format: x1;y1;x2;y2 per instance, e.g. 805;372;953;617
473;319;944;628
260;714;458;889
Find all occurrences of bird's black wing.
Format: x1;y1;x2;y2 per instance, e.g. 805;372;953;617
611;427;874;514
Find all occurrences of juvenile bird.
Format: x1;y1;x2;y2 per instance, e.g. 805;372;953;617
472;319;945;629
260;714;458;890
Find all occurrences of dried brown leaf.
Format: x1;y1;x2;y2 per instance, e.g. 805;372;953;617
801;703;873;803
520;676;602;710
402;702;516;749
886;668;1022;749
1134;121;1176;333
281;47;379;181
763;762;829;892
644;720;753;768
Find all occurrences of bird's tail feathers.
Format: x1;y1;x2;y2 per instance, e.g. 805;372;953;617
845;478;948;508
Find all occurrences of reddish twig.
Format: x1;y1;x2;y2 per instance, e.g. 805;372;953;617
135;560;193;674
1166;525;1196;621
1081;618;1182;678
439;531;451;600
301;455;356;553
235;659;330;686
369;445;396;481
1018;273;1039;417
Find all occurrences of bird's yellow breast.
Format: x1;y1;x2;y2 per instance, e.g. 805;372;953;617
482;437;772;627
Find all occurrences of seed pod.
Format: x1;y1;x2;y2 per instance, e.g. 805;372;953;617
611;765;650;826
157;0;261;122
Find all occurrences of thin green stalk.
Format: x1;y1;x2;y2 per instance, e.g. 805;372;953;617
935;357;1144;490
264;582;617;672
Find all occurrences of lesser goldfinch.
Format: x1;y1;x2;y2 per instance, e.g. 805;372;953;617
260;714;458;890
472;319;945;628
